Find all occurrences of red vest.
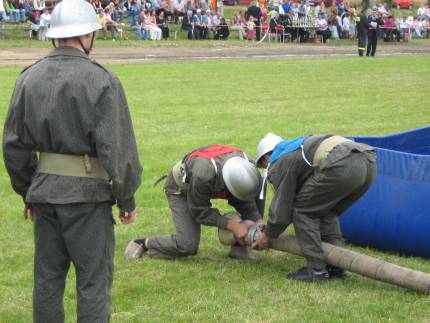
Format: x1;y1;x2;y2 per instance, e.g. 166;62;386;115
187;145;242;200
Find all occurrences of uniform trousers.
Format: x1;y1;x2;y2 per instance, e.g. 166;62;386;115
148;173;249;259
292;151;377;270
147;173;200;259
358;33;367;56
366;31;378;56
32;202;115;323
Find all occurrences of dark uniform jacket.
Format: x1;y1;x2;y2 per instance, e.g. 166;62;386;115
367;15;384;35
246;5;262;22
265;135;374;238
165;151;262;229
356;12;369;36
3;47;143;212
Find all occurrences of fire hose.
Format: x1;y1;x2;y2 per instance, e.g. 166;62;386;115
218;213;430;293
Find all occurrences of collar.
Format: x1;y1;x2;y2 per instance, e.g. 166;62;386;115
47;46;90;60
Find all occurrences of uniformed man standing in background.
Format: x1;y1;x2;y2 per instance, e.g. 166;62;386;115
125;145;262;260
356;6;369;56
366;7;384;56
252;133;377;283
2;0;142;322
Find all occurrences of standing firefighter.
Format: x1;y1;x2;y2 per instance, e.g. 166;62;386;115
366;7;384;56
355;6;369;56
2;0;143;322
252;133;377;282
125;145;262;260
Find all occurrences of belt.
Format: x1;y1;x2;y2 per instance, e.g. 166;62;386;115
36;152;110;180
313;136;352;167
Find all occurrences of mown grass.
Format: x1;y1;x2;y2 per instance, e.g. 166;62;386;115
0;56;430;322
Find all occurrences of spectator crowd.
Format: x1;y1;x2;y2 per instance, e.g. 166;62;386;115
1;0;429;42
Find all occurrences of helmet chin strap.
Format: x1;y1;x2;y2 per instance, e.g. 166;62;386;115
77;32;96;55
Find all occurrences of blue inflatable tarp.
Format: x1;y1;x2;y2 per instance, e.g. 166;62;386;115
340;126;430;259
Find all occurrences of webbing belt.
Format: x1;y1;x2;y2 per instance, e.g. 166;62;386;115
36;152;110;180
313;136;352;166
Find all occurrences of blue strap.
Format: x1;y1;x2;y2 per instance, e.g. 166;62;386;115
269;136;307;164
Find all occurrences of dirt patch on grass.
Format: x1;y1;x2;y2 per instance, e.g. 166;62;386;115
1;42;430;66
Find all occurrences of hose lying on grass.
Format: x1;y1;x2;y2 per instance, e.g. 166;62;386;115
219;213;430;294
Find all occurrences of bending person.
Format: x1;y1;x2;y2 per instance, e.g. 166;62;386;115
253;133;377;283
126;145;262;260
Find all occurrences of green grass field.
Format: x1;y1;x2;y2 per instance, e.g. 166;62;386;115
1;56;430;322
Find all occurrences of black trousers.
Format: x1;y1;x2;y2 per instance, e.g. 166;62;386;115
367;31;378;56
256;22;261;40
33;202;115;323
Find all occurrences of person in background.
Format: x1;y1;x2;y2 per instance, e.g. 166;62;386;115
230;10;246;40
269;12;284;42
192;8;206;39
382;14;398;41
37;6;50;40
33;0;45;22
157;10;169;39
341;12;350;39
213;17;229;39
172;0;185;23
97;8;117;40
246;15;256;40
144;9;162;40
131;10;148;39
0;0;5;28
182;9;193;39
336;0;346;16
246;0;261;40
355;6;369;56
91;0;103;11
184;0;195;13
202;8;212;38
366;7;384;56
316;11;330;43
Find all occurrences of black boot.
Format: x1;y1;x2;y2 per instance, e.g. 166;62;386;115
327;265;347;279
287;267;329;283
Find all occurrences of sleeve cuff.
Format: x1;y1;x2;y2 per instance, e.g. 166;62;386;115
217;216;229;230
264;223;282;239
117;197;136;212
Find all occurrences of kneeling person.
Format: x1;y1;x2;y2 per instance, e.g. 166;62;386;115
127;145;262;260
253;133;377;282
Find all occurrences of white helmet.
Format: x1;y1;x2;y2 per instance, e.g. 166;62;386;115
222;157;261;202
255;133;283;166
46;0;101;39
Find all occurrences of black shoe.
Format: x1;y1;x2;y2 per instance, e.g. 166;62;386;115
134;238;148;251
287;267;329;283
327;265;347;279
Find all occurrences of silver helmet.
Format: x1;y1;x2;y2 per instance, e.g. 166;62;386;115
255;133;283;166
46;0;101;39
222;157;261;202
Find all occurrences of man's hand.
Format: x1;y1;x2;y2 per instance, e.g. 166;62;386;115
227;219;250;246
252;231;270;250
24;204;34;221
119;208;137;225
